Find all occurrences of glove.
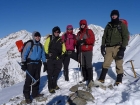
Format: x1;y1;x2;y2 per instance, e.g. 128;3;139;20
101;45;106;57
45;53;53;59
117;47;126;59
21;62;27;71
77;39;86;46
43;62;47;72
58;54;65;60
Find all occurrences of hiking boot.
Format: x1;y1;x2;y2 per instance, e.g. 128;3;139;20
55;85;60;90
114;74;123;86
98;80;104;83
49;89;55;94
98;68;108;83
32;93;44;99
25;99;32;104
114;82;122;86
79;79;87;83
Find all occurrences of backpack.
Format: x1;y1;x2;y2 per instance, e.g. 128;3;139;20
21;40;43;57
117;19;130;40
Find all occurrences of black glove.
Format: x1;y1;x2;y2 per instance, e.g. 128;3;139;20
21;62;27;71
77;39;86;46
45;53;53;59
58;54;65;60
101;45;106;57
43;62;47;72
117;47;126;59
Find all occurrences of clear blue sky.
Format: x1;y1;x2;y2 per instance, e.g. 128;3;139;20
0;0;139;38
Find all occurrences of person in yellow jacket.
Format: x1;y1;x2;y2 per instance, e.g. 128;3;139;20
44;26;66;93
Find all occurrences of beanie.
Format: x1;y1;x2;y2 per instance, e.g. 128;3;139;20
110;10;119;17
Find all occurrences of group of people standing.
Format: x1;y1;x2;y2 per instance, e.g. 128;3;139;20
21;9;129;104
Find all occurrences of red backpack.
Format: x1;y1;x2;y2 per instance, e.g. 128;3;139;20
119;19;130;40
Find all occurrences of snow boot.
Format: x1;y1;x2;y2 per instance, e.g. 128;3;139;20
79;67;88;83
87;68;93;85
55;85;60;90
98;68;108;83
49;89;55;94
115;74;123;86
25;99;32;104
64;70;69;81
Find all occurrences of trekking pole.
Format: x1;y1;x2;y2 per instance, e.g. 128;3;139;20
26;70;39;86
80;44;84;82
80;51;83;80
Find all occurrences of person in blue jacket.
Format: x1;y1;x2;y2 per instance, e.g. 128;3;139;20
21;31;47;104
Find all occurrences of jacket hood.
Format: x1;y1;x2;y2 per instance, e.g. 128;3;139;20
79;19;88;31
66;25;73;34
66;25;73;29
79;19;87;26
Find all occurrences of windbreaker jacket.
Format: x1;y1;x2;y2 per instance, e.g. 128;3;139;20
21;32;46;63
44;35;66;60
102;22;129;47
61;33;76;51
75;19;95;52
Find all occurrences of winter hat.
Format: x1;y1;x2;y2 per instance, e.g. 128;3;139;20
52;26;61;33
66;25;73;29
34;32;41;37
110;10;119;17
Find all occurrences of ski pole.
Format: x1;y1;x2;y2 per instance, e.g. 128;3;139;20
80;44;84;81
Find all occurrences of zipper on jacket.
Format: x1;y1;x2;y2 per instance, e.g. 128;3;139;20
37;44;38;52
109;24;113;46
69;38;70;44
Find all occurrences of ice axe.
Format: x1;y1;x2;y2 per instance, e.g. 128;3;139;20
18;62;39;86
26;70;39;86
126;60;137;78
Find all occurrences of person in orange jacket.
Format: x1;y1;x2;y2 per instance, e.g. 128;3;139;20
75;19;95;85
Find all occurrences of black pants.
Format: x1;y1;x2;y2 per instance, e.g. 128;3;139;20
80;51;93;82
63;51;78;81
46;59;62;90
23;63;41;99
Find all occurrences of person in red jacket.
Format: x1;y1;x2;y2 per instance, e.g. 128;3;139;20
75;19;95;85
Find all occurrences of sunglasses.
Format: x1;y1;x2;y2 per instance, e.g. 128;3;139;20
67;28;73;30
34;35;41;37
80;24;86;26
54;31;60;33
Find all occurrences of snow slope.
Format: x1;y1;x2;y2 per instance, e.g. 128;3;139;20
0;25;140;105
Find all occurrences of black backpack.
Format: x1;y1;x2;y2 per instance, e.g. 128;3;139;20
21;40;43;57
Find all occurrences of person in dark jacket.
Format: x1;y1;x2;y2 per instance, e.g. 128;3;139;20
21;31;47;104
99;10;129;85
44;26;66;93
75;19;95;85
61;25;78;81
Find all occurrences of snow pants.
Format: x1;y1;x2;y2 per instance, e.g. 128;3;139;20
80;51;93;82
46;59;62;91
63;51;78;81
23;63;41;99
103;46;123;74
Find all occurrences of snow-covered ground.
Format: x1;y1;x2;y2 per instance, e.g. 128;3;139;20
0;25;140;105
